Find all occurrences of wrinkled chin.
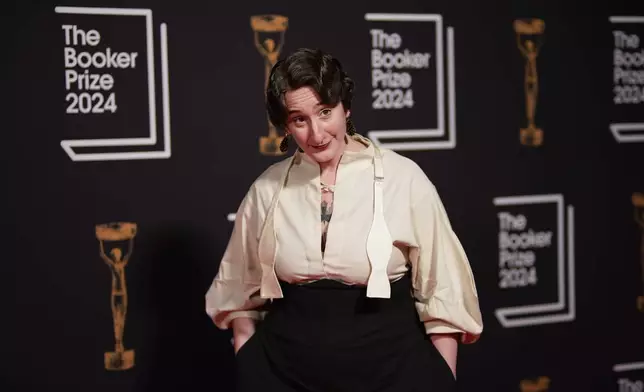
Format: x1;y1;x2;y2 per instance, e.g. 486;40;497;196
307;140;339;163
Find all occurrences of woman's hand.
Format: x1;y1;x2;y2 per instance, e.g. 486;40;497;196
232;317;256;354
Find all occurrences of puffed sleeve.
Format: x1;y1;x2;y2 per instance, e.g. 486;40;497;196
205;189;267;330
409;179;483;344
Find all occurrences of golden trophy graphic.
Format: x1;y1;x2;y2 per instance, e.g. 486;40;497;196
633;192;644;312
520;376;550;392
514;18;545;147
96;222;137;370
251;14;288;155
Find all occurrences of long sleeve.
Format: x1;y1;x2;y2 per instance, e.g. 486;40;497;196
409;180;483;344
205;190;267;330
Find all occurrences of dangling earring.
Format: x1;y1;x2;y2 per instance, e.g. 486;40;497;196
280;134;289;153
346;117;356;136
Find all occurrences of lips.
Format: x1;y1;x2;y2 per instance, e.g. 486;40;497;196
310;141;331;150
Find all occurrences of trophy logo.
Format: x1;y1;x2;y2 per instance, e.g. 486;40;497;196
633;192;644;312
514;18;545;147
251;14;288;156
520;376;551;392
96;222;137;370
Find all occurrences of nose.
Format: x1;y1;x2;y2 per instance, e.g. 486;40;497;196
309;119;324;143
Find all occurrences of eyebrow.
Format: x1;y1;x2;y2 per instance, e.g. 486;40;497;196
287;104;325;115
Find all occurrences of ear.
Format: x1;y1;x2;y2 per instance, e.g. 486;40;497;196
345;109;351;118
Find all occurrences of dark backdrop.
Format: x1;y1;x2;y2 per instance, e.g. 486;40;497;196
6;0;644;390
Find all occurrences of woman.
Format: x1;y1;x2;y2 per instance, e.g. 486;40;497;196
205;48;483;391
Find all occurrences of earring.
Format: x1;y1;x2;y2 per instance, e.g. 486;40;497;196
346;118;356;136
279;134;289;153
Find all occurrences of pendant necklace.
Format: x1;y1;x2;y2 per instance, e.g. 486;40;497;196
320;181;335;193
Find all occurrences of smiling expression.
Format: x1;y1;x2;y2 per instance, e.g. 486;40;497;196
284;86;350;164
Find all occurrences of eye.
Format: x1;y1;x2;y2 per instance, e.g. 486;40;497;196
320;108;332;116
289;116;307;127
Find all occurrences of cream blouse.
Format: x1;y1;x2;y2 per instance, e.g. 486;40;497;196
205;135;483;344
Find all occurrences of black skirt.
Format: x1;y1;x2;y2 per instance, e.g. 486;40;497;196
234;272;457;392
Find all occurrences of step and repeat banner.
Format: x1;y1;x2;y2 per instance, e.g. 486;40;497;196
8;0;644;391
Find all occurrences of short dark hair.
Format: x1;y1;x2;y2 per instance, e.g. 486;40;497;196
265;48;354;131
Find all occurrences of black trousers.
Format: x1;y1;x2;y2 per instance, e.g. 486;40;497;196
235;273;457;392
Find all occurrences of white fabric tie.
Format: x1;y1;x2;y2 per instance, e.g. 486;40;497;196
366;146;393;298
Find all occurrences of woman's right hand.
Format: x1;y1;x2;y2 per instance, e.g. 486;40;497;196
232;317;256;354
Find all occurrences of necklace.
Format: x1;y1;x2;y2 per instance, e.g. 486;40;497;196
320;181;335;193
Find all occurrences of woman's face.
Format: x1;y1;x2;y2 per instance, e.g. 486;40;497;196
284;86;349;164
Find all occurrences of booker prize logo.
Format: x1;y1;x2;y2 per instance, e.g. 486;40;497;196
364;13;457;150
613;362;644;391
251;14;288;156
56;6;171;161
493;194;575;327
609;16;644;143
514;18;545;147
96;222;137;370
633;192;644;312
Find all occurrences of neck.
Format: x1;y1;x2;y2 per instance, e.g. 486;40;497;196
319;143;345;178
318;136;365;178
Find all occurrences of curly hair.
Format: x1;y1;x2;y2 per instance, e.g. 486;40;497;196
265;48;355;131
